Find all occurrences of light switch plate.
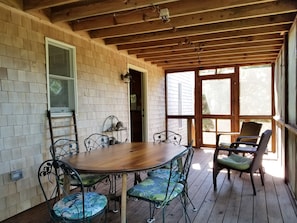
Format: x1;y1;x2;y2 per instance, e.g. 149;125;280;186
11;170;23;181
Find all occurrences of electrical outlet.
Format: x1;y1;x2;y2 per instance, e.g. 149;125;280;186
11;170;23;181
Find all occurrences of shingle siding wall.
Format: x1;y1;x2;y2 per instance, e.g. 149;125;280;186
0;4;165;221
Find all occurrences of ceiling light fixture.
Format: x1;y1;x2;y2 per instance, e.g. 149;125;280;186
159;8;170;23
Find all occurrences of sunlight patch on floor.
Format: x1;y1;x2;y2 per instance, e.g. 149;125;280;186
262;152;284;178
192;162;201;170
263;159;284;178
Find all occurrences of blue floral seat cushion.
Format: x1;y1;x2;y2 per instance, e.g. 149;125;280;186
147;157;181;179
127;177;184;204
147;169;181;182
53;192;107;220
218;154;252;170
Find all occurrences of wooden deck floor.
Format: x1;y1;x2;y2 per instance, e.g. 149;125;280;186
3;148;297;223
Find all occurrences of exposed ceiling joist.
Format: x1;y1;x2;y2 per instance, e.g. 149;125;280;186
117;24;290;50
71;0;277;31
17;0;297;70
89;1;296;39
103;13;295;44
50;0;179;23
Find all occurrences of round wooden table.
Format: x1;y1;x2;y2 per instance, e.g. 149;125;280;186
63;142;187;223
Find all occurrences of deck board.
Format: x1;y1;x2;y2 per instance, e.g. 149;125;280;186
265;173;284;223
274;177;297;223
253;181;268;223
2;148;297;223
223;175;243;223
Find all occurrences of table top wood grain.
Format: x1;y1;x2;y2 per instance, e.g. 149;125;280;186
63;142;187;174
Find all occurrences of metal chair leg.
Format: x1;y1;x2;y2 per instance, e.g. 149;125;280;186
184;183;197;212
109;175;119;213
146;202;156;223
184;190;197;212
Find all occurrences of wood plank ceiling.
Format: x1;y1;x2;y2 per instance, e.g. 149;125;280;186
20;0;297;70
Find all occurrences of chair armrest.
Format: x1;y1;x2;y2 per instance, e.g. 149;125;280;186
230;142;258;155
215;146;258;155
230;141;258;148
216;132;240;147
213;146;240;165
213;144;240;161
216;147;241;153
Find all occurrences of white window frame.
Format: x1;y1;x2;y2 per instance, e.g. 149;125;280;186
45;37;78;114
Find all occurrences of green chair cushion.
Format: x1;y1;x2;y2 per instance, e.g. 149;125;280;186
127;177;184;205
218;154;252;170
80;174;108;187
60;174;108;188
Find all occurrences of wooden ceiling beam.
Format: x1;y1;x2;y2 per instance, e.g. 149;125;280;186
153;52;279;65
151;51;279;64
162;59;274;70
50;0;179;23
139;39;282;57
71;0;277;31
157;59;276;70
90;0;296;38
24;0;81;11
103;13;295;44
135;40;283;58
72;7;159;31
154;54;278;66
164;61;271;72
136;41;283;61
145;49;281;62
17;0;295;70
144;46;281;61
127;34;283;55
117;24;290;50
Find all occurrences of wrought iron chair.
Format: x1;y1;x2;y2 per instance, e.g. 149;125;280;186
38;159;108;222
213;129;272;195
153;130;182;145
50;138;108;191
134;130;182;185
84;133;118;213
150;131;196;211
84;133;110;150
128;146;194;223
148;141;197;212
216;121;262;151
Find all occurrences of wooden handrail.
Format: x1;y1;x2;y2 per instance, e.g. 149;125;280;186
274;117;297;136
